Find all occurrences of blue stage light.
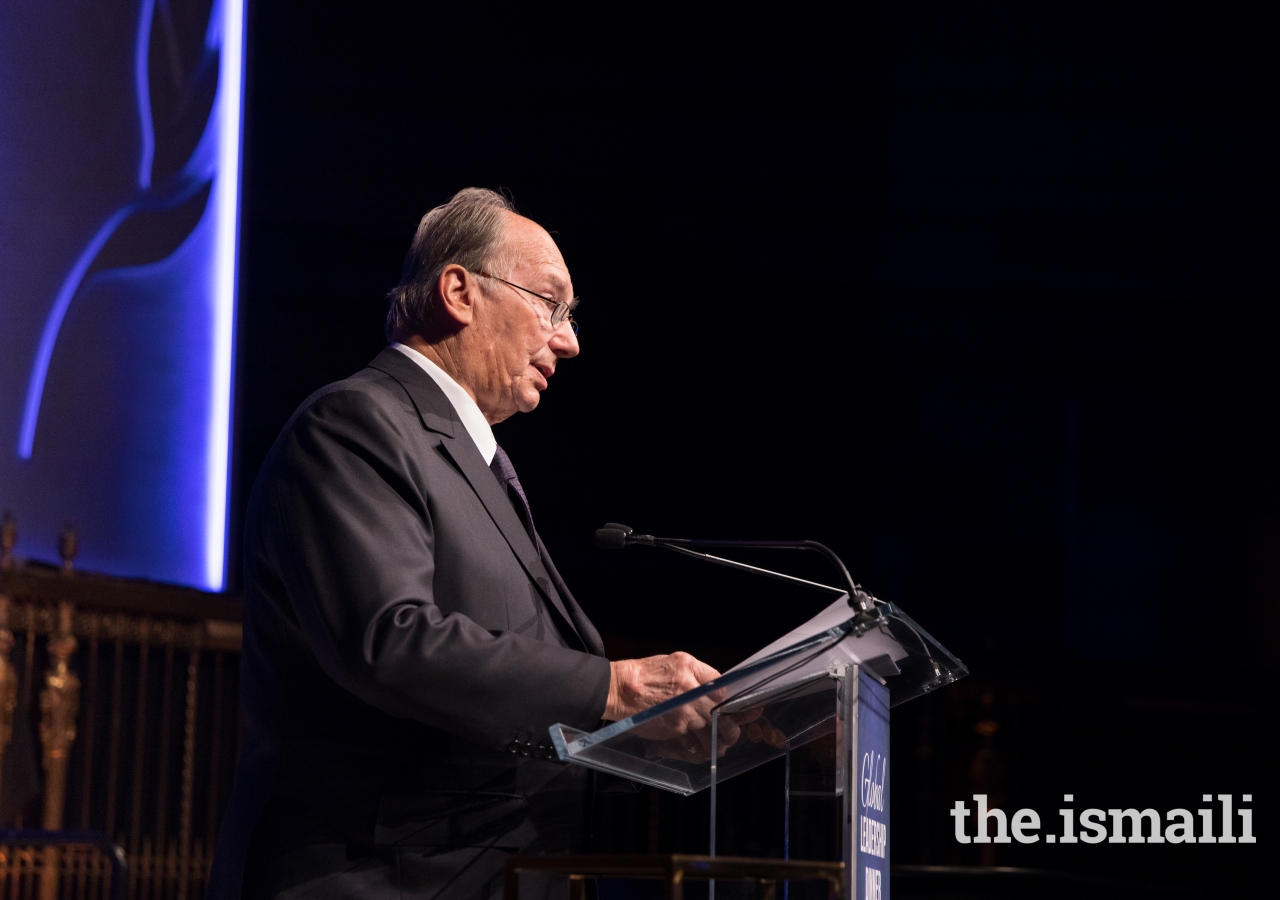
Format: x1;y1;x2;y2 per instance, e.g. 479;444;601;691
207;0;247;590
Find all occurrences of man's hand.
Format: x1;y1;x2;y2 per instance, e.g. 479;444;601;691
605;653;767;762
604;652;720;722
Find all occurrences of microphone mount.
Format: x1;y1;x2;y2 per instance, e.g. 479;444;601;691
594;523;882;622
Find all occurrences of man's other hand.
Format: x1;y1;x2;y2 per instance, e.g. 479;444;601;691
603;652;720;723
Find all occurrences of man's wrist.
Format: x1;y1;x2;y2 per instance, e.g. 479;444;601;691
604;659;628;721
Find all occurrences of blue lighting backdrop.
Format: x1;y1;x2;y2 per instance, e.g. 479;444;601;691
0;0;245;590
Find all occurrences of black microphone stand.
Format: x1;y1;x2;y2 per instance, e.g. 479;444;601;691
594;523;888;634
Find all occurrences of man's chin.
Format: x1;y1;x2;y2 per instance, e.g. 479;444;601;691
516;390;542;414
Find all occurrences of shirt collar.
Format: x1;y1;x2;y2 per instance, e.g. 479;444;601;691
391;342;497;465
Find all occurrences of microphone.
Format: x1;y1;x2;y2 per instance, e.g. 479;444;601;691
593;523;879;615
593;523;637;549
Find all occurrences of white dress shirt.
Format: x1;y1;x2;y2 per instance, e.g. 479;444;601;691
391;342;497;465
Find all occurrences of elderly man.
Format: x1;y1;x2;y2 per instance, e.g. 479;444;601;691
209;189;719;900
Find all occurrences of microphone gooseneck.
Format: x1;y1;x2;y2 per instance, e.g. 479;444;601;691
592;524;953;684
592;523;879;614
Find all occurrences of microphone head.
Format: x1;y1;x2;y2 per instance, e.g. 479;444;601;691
594;523;634;549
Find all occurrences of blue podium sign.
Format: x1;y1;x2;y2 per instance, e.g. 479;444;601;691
850;668;890;900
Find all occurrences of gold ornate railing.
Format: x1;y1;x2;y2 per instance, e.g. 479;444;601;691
0;515;242;899
0;833;126;900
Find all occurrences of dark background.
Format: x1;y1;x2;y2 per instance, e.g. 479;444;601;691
233;2;1275;893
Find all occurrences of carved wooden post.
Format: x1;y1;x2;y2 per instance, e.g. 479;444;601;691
39;601;80;900
0;514;17;801
0;595;16;795
0;511;16;570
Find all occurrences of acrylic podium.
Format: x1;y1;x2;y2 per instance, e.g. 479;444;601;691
548;594;967;900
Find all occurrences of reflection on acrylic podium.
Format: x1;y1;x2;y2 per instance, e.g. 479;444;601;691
550;597;968;900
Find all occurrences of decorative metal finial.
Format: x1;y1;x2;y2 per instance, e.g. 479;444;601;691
58;522;78;575
0;511;15;571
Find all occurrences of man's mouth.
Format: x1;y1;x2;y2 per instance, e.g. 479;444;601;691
532;364;553;388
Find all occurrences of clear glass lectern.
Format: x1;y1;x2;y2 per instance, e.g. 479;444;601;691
549;597;968;900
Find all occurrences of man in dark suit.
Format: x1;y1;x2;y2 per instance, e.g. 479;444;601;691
209;189;720;899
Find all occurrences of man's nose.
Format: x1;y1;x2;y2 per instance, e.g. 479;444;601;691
549;323;579;358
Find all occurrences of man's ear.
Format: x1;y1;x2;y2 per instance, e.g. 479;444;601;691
435;264;476;327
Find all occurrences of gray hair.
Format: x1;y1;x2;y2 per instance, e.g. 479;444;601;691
385;187;517;340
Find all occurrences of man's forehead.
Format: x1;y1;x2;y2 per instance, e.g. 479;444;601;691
504;213;570;283
506;215;561;256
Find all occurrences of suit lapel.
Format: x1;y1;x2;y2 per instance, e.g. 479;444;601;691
434;439;585;649
538;535;606;657
367;348;587;649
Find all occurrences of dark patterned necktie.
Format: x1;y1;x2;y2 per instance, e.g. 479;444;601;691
490;445;537;542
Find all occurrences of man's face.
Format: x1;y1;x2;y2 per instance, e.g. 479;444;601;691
467;213;579;424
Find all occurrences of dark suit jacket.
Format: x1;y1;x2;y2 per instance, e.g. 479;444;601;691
209;348;612;899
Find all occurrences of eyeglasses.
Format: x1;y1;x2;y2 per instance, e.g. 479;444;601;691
475;270;579;335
